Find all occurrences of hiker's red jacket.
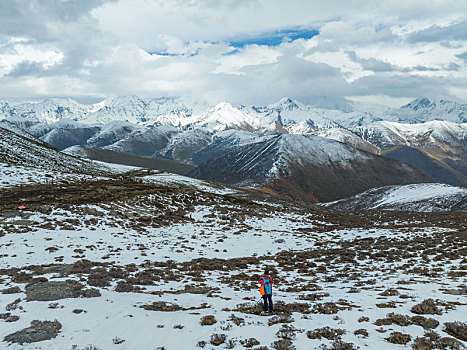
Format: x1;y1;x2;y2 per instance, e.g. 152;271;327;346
258;275;274;295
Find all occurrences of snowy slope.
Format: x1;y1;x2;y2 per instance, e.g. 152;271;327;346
353;120;467;152
0;127;108;175
0;170;466;349
316;128;379;154
323;183;467;211
80;96;148;124
399;97;467;123
10;98;93;123
190;134;432;202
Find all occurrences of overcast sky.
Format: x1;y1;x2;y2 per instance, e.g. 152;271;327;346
1;0;467;107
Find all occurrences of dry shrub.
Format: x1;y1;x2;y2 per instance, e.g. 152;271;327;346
115;282;134;293
376;301;397;308
271;339;295;350
354;329;368;337
2;286;21;294
444;322;467;342
141;301;182;312
322;340;358;350
228;314;244;326
411;315;439;330
413;333;464;350
299;292;330;301
386;331;411;345
387;313;412;327
200;315;217;326
4;320;62;344
312;302;339;314
411;299;442;315
380;288;400;296
210;333;226;346
274;301;311;314
374;318;392;326
276;325;297;340
240;338;260;348
306;327;345;340
0;313;19;322
358;316;369;323
268;314;293;326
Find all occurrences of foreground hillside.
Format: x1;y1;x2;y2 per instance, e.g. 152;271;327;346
0;126;110;176
0;166;466;349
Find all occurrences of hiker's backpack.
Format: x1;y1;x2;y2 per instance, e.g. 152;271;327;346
259;276;272;295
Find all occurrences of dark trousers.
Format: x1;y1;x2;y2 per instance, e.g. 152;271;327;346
262;294;273;312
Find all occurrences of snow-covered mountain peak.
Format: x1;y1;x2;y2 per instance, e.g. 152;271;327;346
402;97;433;110
212;101;236;112
41;97;80;105
398;97;467;123
203;102;260;131
102;95;147;108
272;97;302;111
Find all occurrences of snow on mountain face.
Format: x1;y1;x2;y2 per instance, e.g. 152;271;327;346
403;97;433;111
145;97;210;127
105;125;179;157
2;95;467;173
399;97;467;123
353;120;467;151
192;134;374;188
12;98;93;123
0;119;38;141
190;133;432;202
191;129;271;165
86;121;144;148
158;128;213;162
3;95;467;130
316;128;379;154
0;127;107;175
199;102;262;132
276;134;371;169
80;96;148;124
324;183;467;211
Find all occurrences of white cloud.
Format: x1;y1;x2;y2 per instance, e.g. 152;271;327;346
0;0;467;105
214;45;281;75
0;39;63;76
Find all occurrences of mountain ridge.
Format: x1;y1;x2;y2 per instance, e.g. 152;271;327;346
189;134;433;202
2;95;466;191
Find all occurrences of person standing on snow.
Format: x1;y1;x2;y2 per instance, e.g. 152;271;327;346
258;270;274;314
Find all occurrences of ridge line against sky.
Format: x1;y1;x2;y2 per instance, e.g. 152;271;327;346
0;0;466;107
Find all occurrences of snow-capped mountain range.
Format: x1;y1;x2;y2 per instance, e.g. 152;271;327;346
1;95;466;127
1;95;466;190
1;96;465;154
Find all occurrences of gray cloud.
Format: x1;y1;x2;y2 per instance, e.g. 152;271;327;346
349;72;467;101
456;52;467;62
346;51;395;72
0;0;115;40
0;0;466;105
407;20;467;43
